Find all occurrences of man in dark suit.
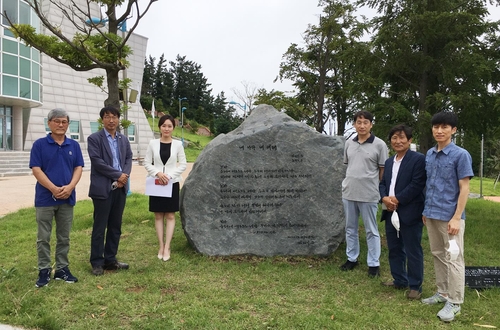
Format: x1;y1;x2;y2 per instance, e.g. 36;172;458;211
379;125;426;300
88;106;133;276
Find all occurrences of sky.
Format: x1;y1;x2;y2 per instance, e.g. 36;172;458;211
132;0;500;104
132;1;326;102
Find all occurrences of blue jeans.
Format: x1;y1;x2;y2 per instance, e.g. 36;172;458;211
342;199;380;267
36;204;74;270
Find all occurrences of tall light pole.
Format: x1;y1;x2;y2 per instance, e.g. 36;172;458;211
178;97;187;144
229;101;247;118
181;107;187;145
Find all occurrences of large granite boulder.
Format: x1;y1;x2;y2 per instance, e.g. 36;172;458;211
180;105;345;256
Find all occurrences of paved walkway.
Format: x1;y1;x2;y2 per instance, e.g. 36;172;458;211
0;325;23;330
0;162;193;218
484;196;500;202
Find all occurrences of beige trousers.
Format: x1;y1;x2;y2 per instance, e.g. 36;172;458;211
426;218;465;304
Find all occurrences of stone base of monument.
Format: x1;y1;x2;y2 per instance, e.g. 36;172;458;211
180;105;346;256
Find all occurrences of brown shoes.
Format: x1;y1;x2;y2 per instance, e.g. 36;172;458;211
381;281;407;290
406;290;422;300
381;280;421;299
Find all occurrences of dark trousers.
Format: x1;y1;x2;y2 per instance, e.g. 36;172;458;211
90;189;127;267
385;219;424;291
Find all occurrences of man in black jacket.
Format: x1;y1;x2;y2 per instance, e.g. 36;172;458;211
379;125;426;300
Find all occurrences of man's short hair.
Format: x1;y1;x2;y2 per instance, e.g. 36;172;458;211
48;108;69;121
388;124;413;140
99;106;121;119
431;111;458;128
353;110;373;122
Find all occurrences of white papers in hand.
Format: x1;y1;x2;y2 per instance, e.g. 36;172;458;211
145;176;173;197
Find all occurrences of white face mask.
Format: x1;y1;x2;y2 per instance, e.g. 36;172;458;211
391;211;400;238
448;239;460;261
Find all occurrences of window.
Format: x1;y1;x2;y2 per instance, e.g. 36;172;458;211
90;122;100;133
20;79;30;99
19;1;30;25
20;44;31;58
2;1;18;31
69;121;80;140
32;49;40;63
2;76;18;96
31;6;40;33
3;39;18;54
2;0;19;26
43;118;50;134
32;63;40;82
20;58;31;78
127;124;136;142
31;82;40;101
3;54;18;75
0;2;41;103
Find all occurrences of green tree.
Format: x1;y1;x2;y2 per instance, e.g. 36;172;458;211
6;0;157;109
141;54;225;130
140;54;174;116
254;89;309;123
214;104;243;137
360;0;500;153
141;55;156;97
154;54;175;112
278;0;369;134
169;55;213;121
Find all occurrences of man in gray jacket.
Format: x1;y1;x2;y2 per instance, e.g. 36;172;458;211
88;106;133;276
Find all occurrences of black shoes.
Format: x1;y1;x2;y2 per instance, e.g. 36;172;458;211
54;266;78;283
92;261;129;276
340;260;380;278
103;261;129;271
340;260;359;271
92;265;104;276
368;266;380;278
35;268;51;287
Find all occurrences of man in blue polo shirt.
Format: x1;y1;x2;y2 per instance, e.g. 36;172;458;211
421;111;473;322
29;108;84;288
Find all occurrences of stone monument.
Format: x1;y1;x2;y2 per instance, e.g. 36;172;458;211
180;105;346;256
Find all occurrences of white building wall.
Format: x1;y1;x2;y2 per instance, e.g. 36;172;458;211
25;0;153;159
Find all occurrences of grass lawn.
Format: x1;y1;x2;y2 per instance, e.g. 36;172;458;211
2;122;498;329
469;176;500;197
1;195;499;329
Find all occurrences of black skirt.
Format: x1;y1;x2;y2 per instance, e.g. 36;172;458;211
149;182;180;213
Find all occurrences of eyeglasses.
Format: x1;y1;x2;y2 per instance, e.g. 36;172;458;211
103;115;119;121
50;119;69;125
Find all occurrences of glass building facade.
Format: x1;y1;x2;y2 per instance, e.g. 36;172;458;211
0;0;42;151
1;0;41;102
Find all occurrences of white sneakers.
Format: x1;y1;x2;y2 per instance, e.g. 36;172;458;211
421;292;461;322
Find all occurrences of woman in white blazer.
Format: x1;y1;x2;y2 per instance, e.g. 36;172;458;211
144;114;187;261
